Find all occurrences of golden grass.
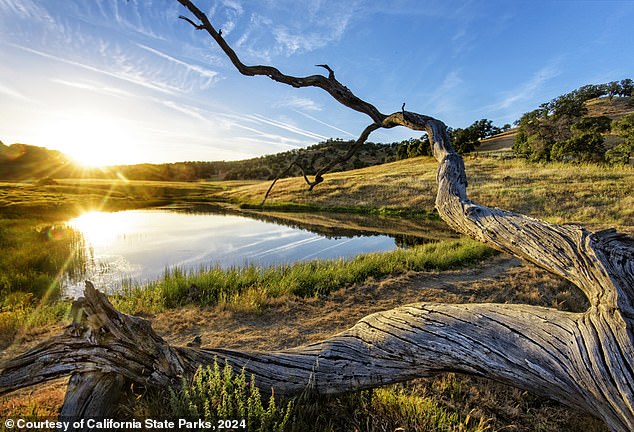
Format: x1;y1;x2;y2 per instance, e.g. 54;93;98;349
220;156;634;231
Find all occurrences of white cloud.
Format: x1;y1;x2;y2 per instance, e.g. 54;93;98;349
9;43;180;95
247;113;328;141
0;0;55;24
0;82;31;102
228;1;358;59
426;70;464;116
485;64;561;112
161;100;209;122
137;44;219;84
274;96;322;112
51;79;136;99
294;110;356;138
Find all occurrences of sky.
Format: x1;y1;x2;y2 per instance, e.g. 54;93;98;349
0;0;633;166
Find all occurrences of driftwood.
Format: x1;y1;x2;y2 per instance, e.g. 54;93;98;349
2;1;634;430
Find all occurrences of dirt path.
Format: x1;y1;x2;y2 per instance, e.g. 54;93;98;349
152;254;583;351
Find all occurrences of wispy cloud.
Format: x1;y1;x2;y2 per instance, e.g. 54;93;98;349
0;0;56;26
229;1;360;59
137;43;219;86
294;110;356;138
426;70;464;116
10;43;180;95
484;63;561;112
247;113;328;141
156;101;319;150
0;82;32;102
161;100;209;122
274;96;322;112
51;78;136;99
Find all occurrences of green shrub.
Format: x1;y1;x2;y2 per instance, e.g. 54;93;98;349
169;361;293;432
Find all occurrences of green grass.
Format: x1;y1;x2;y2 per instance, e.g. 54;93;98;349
0;237;494;349
0;218;86;303
0;299;70;350
113;238;495;314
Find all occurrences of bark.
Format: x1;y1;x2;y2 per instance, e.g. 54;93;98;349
1;2;633;431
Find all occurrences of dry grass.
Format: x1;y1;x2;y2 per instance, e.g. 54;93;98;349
221;157;634;231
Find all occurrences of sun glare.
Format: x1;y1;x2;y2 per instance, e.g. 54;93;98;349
66;210;144;247
40;112;141;167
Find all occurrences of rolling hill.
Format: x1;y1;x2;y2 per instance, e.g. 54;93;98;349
0;143;77;181
478;96;634;154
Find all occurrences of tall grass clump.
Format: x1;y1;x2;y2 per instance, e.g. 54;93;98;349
168;361;292;432
0;218;86;304
116;238;495;313
0;297;71;349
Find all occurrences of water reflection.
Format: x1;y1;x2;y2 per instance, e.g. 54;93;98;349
64;209;399;297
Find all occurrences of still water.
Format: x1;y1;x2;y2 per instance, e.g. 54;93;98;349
64;209;397;296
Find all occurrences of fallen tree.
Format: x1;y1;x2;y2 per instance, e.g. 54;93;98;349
1;1;633;430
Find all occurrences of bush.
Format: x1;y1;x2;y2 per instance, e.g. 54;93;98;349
551;133;606;163
605;142;632;165
169;361;293;432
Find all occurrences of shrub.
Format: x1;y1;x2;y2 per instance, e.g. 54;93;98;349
169;361;293;432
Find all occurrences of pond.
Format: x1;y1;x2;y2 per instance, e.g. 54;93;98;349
63;208;405;296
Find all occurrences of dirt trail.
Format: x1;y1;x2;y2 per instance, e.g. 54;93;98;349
152;254;582;351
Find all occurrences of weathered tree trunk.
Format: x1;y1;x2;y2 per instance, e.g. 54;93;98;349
1;1;633;431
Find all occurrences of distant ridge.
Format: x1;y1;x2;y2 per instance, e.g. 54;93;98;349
0;138;399;181
0;143;75;180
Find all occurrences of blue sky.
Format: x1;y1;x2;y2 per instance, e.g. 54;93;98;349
1;0;633;166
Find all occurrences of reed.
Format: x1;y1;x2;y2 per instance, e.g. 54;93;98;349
113;238;495;314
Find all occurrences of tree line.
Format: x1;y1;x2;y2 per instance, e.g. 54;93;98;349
395;119;512;159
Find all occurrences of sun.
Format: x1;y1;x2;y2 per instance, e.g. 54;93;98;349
40;111;142;167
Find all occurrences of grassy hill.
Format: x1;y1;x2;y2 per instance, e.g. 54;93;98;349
222;155;634;232
478;96;634;154
0;138;399;182
0;143;77;181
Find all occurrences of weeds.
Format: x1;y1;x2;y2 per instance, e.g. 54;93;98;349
167;361;292;432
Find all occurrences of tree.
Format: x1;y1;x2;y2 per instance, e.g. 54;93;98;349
449;118;502;154
512;81;631;161
2;3;634;431
395;135;431;160
550;116;612;163
550;133;606;163
606;113;634;165
620;79;634;97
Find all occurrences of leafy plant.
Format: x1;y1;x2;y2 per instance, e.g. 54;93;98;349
169;361;292;432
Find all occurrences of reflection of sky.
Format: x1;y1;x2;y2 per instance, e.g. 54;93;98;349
65;210;396;297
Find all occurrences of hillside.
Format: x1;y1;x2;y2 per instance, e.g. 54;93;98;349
91;139;398;181
478;96;634;154
223;156;634;232
0;138;399;182
0;143;77;181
